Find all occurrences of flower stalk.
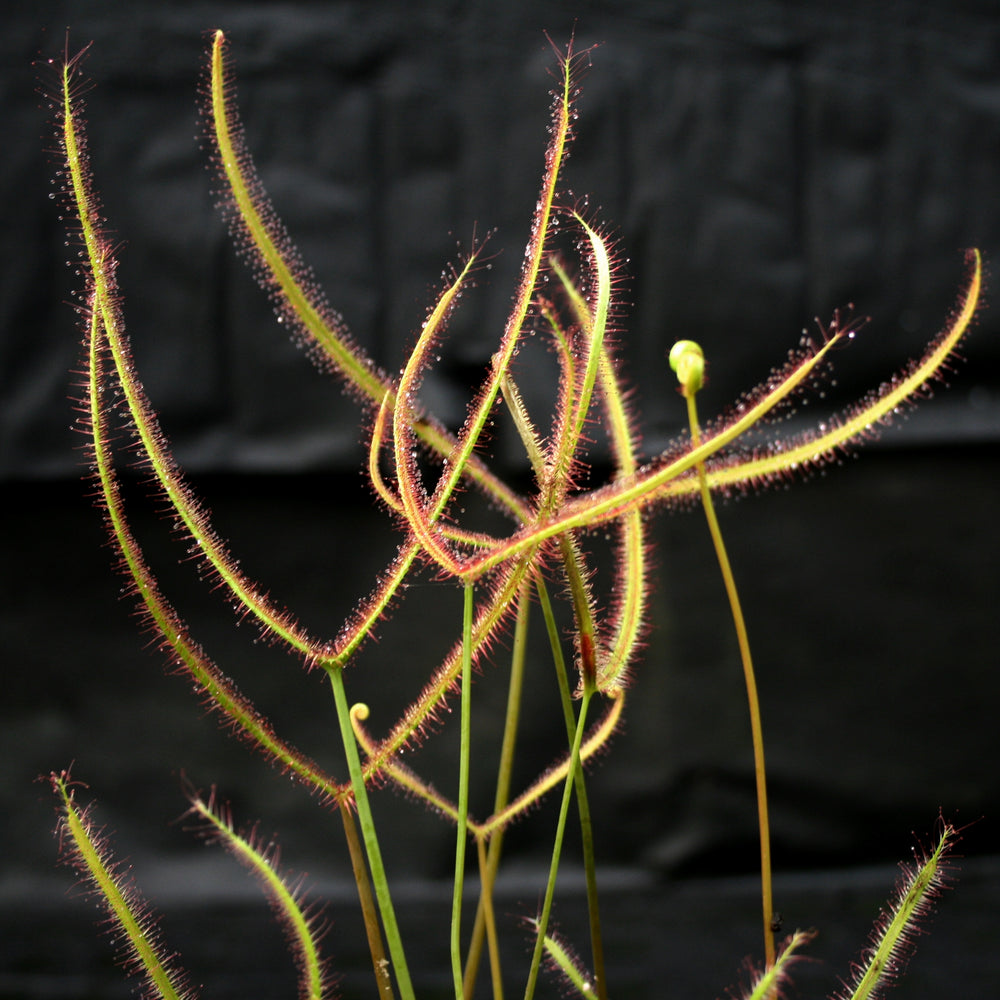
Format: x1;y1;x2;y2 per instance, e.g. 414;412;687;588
671;338;775;970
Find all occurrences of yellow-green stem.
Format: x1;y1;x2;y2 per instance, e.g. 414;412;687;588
464;581;533;1000
537;576;608;1000
683;381;775;969
452;582;475;999
339;800;396;1000
328;667;415;1000
523;683;595;1000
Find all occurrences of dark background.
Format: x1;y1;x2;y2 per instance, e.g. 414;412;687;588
2;2;998;997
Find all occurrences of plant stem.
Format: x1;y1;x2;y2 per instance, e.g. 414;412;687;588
684;389;775;969
537;577;608;1000
452;582;475;1000
523;683;595;1000
338;799;396;1000
471;833;505;1000
328;667;416;1000
464;580;533;999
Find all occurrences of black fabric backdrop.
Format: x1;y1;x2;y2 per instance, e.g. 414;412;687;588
3;1;999;997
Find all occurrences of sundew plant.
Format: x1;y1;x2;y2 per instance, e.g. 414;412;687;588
45;29;977;1000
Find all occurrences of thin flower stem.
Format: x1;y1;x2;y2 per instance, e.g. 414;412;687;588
694;441;775;968
569;738;606;1000
523;683;595;1000
452;582;475;1000
338;800;396;1000
537;578;608;1000
328;667;415;1000
672;341;775;969
464;581;533;999
473;833;505;1000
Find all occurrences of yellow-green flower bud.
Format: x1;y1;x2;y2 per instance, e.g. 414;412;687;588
668;339;705;396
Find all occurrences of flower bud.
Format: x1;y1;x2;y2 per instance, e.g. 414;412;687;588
668;339;705;396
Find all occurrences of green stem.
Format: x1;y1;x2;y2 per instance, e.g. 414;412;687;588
328;667;415;1000
464;581;533;999
452;582;475;1000
537;578;608;1000
683;388;775;969
523;683;595;1000
470;833;505;1000
338;799;395;1000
